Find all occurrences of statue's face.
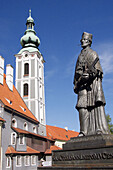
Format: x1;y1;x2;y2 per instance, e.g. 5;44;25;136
81;36;91;48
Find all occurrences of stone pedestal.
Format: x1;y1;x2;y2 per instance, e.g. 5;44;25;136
52;134;113;169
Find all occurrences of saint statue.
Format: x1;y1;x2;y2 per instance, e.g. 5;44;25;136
73;32;109;136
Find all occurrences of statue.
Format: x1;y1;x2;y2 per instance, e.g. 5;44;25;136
73;32;109;137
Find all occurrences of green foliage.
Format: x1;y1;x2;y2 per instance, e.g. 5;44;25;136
106;114;113;134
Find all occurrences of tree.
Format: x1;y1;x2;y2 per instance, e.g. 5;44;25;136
106;114;113;134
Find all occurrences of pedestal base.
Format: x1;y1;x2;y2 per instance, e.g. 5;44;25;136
52;134;113;169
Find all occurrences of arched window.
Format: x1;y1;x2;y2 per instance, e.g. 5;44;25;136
11;132;17;145
24;63;29;76
23;83;28;96
24;122;28;131
33;126;36;133
12;118;17;128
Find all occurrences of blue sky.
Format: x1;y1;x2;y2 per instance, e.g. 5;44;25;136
0;0;113;132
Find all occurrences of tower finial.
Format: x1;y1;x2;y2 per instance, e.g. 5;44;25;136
29;9;31;17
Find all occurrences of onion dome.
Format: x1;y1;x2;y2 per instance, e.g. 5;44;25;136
20;10;40;49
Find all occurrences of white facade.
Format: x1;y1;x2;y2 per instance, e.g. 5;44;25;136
15;11;46;136
55;140;66;148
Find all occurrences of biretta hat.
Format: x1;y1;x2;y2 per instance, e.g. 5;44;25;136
82;32;93;41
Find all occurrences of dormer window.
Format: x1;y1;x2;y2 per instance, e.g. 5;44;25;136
5;98;12;105
24;63;29;76
20;105;26;112
12;118;17;128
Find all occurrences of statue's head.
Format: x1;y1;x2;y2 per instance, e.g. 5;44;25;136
80;32;93;48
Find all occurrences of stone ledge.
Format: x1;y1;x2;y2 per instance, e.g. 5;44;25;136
63;134;113;150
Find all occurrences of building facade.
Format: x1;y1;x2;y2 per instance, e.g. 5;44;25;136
15;10;46;136
0;57;54;169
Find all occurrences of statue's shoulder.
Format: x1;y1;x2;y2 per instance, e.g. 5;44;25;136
88;48;99;60
89;48;98;57
89;48;103;73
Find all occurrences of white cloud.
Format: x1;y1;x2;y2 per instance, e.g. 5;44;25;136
45;69;57;80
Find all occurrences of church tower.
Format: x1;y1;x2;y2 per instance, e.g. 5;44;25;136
15;10;46;136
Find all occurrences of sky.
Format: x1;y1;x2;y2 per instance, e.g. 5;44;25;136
0;0;113;132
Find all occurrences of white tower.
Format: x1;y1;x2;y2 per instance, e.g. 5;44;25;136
15;10;46;136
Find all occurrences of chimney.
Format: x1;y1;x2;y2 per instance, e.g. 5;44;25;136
0;56;4;85
6;64;13;91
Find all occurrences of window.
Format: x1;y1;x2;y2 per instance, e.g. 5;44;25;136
25;54;28;57
23;83;28;96
19;135;24;145
12;118;17;128
39;65;42;79
24;156;30;166
33;126;36;133
24;122;28;131
31;155;36;165
6;156;11;168
11;132;16;145
24;63;29;75
16;156;21;167
0;102;3;113
39;84;42;99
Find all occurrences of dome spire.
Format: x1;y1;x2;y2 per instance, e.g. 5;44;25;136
20;10;40;51
29;9;31;17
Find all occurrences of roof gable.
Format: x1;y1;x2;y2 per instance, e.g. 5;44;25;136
0;74;38;123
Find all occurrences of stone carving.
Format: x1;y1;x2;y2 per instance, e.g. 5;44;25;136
73;32;109;136
53;152;113;161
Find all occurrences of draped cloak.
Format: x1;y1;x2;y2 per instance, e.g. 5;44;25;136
73;46;109;135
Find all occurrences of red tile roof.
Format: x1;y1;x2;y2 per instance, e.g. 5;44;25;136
0;74;38;123
6;146;40;155
0;117;6;122
46;125;79;141
12;127;54;141
45;145;62;155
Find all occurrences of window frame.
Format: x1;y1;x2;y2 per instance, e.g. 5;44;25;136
19;134;24;145
16;156;21;167
12;118;17;128
24;63;29;76
23;83;28;96
33;126;36;133
24;122;28;131
6;156;11;168
24;155;30;166
11;132;17;145
31;155;36;166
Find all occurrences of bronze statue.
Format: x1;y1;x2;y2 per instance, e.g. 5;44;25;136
73;32;109;136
